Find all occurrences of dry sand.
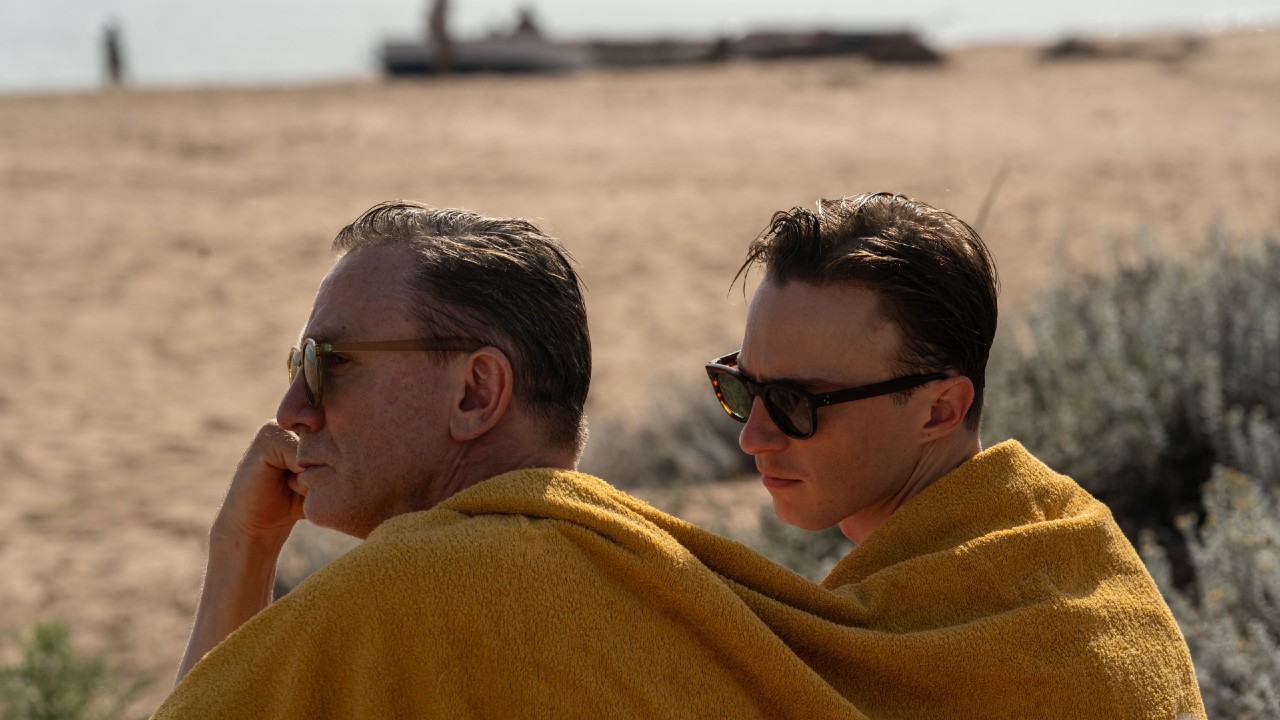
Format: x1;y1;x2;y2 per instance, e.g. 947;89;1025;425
1;29;1277;710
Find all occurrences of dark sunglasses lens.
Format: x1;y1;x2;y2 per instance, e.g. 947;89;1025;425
765;387;813;438
302;341;322;407
713;370;753;421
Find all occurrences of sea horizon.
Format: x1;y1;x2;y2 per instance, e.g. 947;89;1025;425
2;0;1276;95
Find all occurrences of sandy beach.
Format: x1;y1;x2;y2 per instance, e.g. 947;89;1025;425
1;28;1277;710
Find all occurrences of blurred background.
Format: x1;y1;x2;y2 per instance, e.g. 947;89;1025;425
3;0;1278;93
1;2;1278;718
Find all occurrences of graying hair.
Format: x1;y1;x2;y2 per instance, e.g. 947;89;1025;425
333;200;591;451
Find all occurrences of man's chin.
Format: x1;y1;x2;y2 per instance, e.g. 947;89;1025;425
299;495;336;530
770;503;835;533
301;500;371;541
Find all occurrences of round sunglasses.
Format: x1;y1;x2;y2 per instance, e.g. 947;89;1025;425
287;336;485;408
704;351;949;440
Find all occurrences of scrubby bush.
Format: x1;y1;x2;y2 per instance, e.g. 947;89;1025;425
274;520;362;598
983;230;1280;549
579;372;754;489
0;621;142;720
1143;468;1280;719
753;508;852;582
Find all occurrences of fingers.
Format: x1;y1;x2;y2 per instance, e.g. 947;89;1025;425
249;420;302;474
216;420;308;542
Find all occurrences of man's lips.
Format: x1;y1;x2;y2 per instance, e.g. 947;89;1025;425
294;461;326;489
761;474;801;490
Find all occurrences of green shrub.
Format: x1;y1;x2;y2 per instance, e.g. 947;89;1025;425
579;372;754;489
1143;468;1280;719
0;621;143;720
983;230;1280;548
752;508;852;582
274;520;361;598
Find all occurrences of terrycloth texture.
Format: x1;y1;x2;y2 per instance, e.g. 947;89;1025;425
153;440;1204;719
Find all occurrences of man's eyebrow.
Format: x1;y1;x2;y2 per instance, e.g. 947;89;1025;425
784;374;840;389
304;329;342;343
738;358;830;388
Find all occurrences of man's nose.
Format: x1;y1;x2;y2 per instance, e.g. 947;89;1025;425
277;371;324;433
738;396;787;455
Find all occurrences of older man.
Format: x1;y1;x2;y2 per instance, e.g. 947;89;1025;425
155;201;836;719
704;192;1206;717
161;201;593;694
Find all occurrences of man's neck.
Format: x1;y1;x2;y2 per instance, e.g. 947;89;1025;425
435;424;577;506
838;433;982;544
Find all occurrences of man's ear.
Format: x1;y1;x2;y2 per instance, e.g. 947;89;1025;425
920;375;975;441
449;347;514;442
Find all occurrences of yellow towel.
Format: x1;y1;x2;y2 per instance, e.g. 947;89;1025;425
152;440;1204;719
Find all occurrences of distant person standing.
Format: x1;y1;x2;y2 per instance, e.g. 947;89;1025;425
513;5;542;38
103;20;125;86
428;0;453;74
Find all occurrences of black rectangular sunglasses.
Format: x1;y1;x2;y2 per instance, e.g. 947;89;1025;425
705;351;949;439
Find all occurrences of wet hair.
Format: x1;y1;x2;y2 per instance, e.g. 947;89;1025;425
332;200;591;451
735;192;999;431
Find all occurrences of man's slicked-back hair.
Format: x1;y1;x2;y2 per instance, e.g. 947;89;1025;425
332;200;591;451
735;192;999;431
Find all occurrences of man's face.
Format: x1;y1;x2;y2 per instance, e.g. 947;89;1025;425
277;245;463;539
737;278;935;539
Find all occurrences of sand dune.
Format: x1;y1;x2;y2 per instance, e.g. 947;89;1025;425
0;29;1276;710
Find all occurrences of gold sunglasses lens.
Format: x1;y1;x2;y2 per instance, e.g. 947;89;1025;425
287;347;302;383
302;340;322;407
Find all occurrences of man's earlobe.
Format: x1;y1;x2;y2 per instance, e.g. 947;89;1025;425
449;348;514;442
922;376;975;439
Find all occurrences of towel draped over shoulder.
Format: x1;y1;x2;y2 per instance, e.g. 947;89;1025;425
153;440;1204;719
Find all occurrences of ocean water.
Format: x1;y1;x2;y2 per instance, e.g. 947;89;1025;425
1;0;1276;94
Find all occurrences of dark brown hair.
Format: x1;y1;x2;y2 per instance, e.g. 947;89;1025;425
735;192;999;431
333;200;591;451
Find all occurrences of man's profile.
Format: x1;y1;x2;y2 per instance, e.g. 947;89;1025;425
705;191;1206;717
